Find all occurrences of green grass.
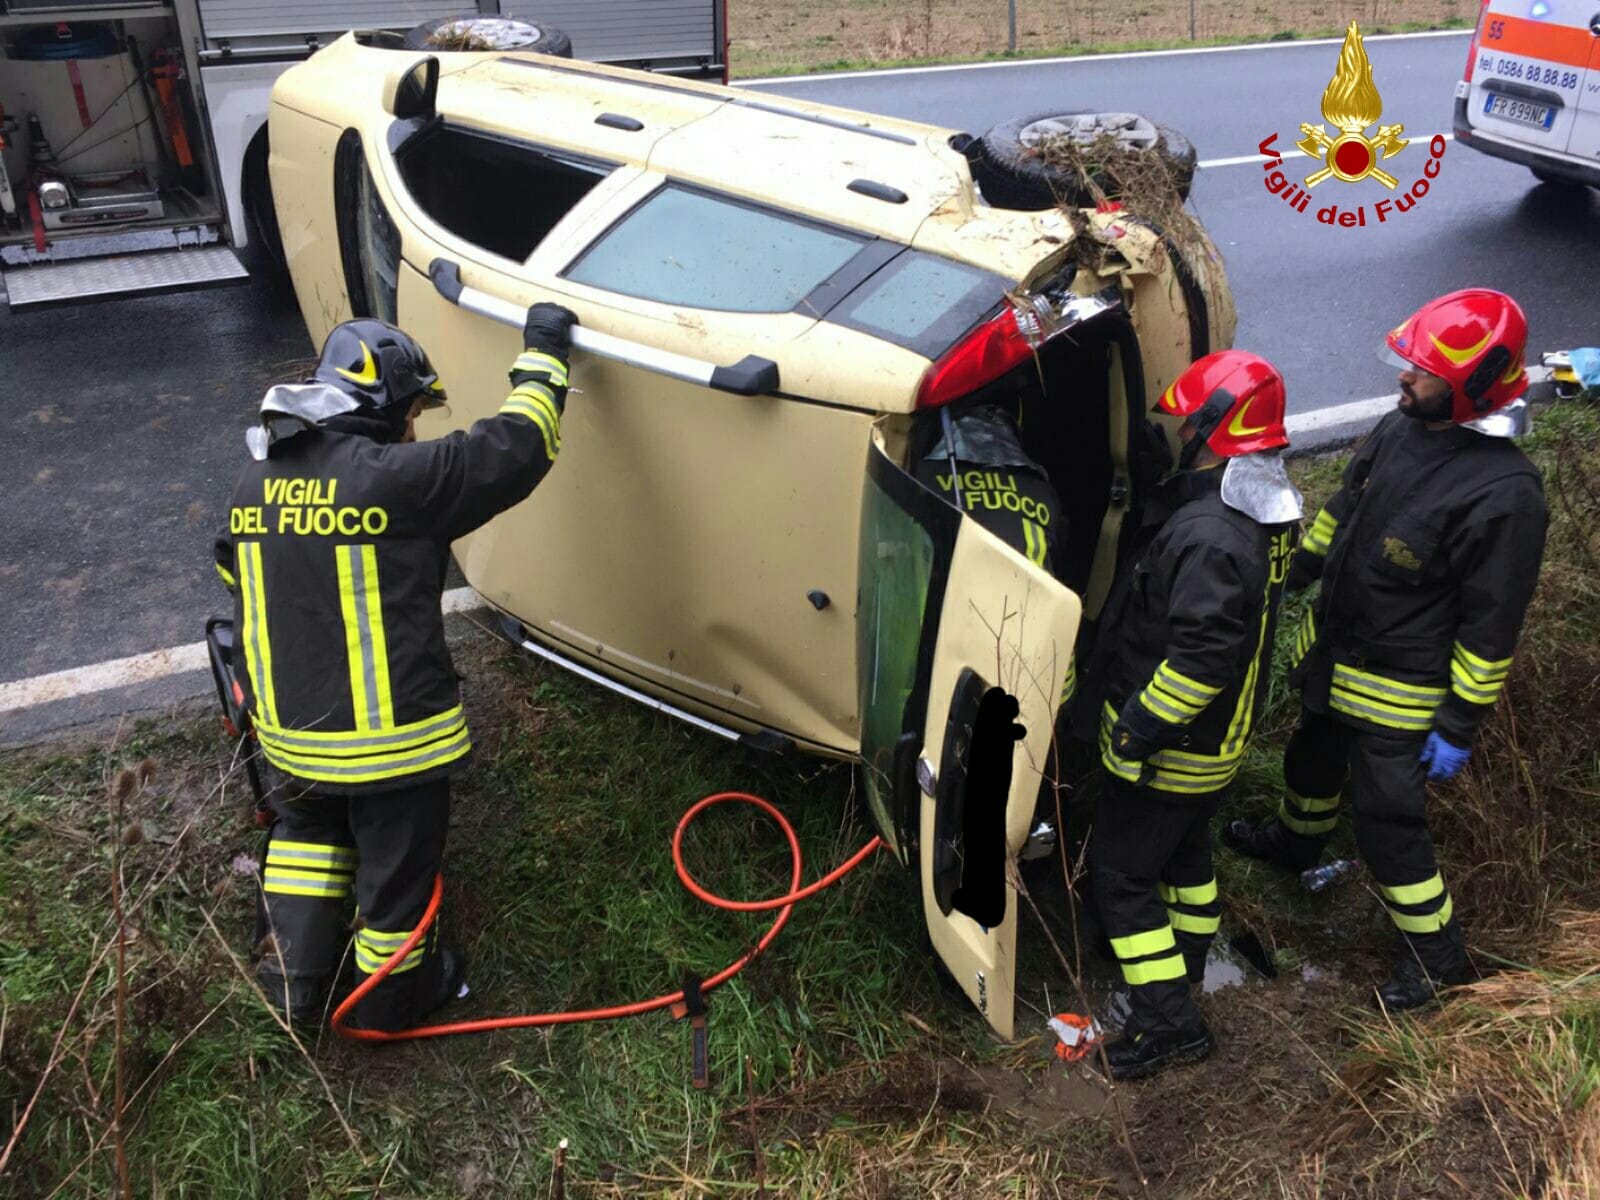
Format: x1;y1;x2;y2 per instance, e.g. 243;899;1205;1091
733;19;1470;78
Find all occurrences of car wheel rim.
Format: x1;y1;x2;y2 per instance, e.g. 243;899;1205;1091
426;18;546;49
1019;113;1159;152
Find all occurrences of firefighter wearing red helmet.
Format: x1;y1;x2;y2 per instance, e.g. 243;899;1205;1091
1077;350;1302;1079
1226;289;1549;1011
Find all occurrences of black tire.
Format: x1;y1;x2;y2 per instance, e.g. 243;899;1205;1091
240;127;293;298
971;110;1198;209
403;14;573;57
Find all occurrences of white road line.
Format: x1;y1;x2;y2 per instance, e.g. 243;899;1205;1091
1199;132;1453;170
0;586;487;717
1287;394;1397;437
737;28;1470;86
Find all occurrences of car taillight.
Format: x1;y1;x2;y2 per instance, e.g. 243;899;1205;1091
1463;0;1492;82
915;307;1035;410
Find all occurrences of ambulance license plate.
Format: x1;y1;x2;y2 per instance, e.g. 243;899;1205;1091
1484;94;1555;130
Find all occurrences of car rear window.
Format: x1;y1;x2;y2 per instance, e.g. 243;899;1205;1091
827;252;1004;358
563;185;867;312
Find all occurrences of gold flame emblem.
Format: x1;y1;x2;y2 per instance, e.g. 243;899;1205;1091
1296;21;1409;189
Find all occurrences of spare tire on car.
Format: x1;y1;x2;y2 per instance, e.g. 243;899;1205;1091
403;14;573;56
970;111;1197;209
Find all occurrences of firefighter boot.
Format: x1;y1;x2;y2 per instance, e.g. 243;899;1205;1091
1102;1020;1214;1081
1222;817;1323;872
1375;922;1471;1012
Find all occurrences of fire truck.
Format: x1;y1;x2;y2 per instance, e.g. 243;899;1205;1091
0;2;727;308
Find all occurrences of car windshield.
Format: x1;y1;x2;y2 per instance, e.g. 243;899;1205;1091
563;184;867;312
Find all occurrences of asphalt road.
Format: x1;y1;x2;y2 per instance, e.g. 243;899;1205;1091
3;30;1598;740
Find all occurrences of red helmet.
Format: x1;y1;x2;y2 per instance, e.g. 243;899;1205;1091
1155;350;1289;458
1383;289;1528;423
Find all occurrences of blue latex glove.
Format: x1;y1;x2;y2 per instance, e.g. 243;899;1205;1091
1570;347;1600;391
1419;732;1471;781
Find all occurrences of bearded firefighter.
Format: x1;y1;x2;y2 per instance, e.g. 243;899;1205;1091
214;304;578;1030
1226;289;1548;1011
1080;350;1302;1079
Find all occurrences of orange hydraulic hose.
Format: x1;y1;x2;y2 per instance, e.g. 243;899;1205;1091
331;791;885;1043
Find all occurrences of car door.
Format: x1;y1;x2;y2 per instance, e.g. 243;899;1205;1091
857;423;1081;1040
1568;10;1600;163
1469;1;1594;154
348;71;890;754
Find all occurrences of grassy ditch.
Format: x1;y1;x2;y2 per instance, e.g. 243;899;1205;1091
726;0;1471;78
2;401;1597;1197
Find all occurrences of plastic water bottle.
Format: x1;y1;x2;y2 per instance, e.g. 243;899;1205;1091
1301;858;1358;893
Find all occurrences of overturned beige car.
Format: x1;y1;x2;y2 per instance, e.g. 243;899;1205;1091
269;29;1236;1038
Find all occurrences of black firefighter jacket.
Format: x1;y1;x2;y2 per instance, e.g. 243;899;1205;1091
214;351;568;793
1286;409;1547;744
1084;466;1297;797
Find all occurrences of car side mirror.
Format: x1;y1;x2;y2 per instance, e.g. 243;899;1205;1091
383;56;438;120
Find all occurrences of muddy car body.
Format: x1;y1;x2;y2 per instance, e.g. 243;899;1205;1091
269;33;1236;1038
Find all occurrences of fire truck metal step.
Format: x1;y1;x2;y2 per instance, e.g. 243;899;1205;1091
2;246;250;311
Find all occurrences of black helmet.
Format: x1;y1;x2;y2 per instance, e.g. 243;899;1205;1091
313;319;447;416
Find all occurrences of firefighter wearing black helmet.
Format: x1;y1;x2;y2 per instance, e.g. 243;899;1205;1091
214;305;578;1031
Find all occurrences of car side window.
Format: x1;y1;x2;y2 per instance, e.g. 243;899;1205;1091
394;124;614;263
335;131;401;324
563;184;867;313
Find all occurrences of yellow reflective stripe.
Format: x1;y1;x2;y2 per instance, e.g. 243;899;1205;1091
1153;663;1222;703
1302;508;1338;556
1279;805;1339;837
1450;662;1503;705
259;724;472;785
1100;745;1144;782
1139;685;1199;725
356;928;415;946
360;546;394;729
1147;767;1239;795
263;869;351;896
336;547;372;731
1166;879;1218;906
1452;644;1512;680
1381;873;1444;906
1060;661;1077;706
1291;607;1316;668
354;945;423;975
1332;665;1446;705
1288;789;1341;814
510;379;557;406
270;839;358;862
1110;926;1177;961
1389;895;1454;934
1222;601;1272;757
512;350;569;385
1122;953;1189;986
1329;693;1434;731
263;878;352;898
265;849;356;871
265;870;353;889
237;542;279;726
1169;910;1221;935
215;561;236;588
500;397;560;460
255;705;466;749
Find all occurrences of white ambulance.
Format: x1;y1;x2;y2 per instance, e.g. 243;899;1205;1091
1454;0;1600;188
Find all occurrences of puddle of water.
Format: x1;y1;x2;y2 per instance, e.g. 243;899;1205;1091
1201;947;1249;994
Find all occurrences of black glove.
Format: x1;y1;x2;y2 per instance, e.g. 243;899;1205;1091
1111;692;1187;767
523;302;578;357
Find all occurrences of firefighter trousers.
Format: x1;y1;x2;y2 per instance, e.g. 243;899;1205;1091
1278;709;1465;973
255;775;451;1031
1090;778;1222;1036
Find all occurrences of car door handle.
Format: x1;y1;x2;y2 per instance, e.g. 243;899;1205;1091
427;258;781;396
